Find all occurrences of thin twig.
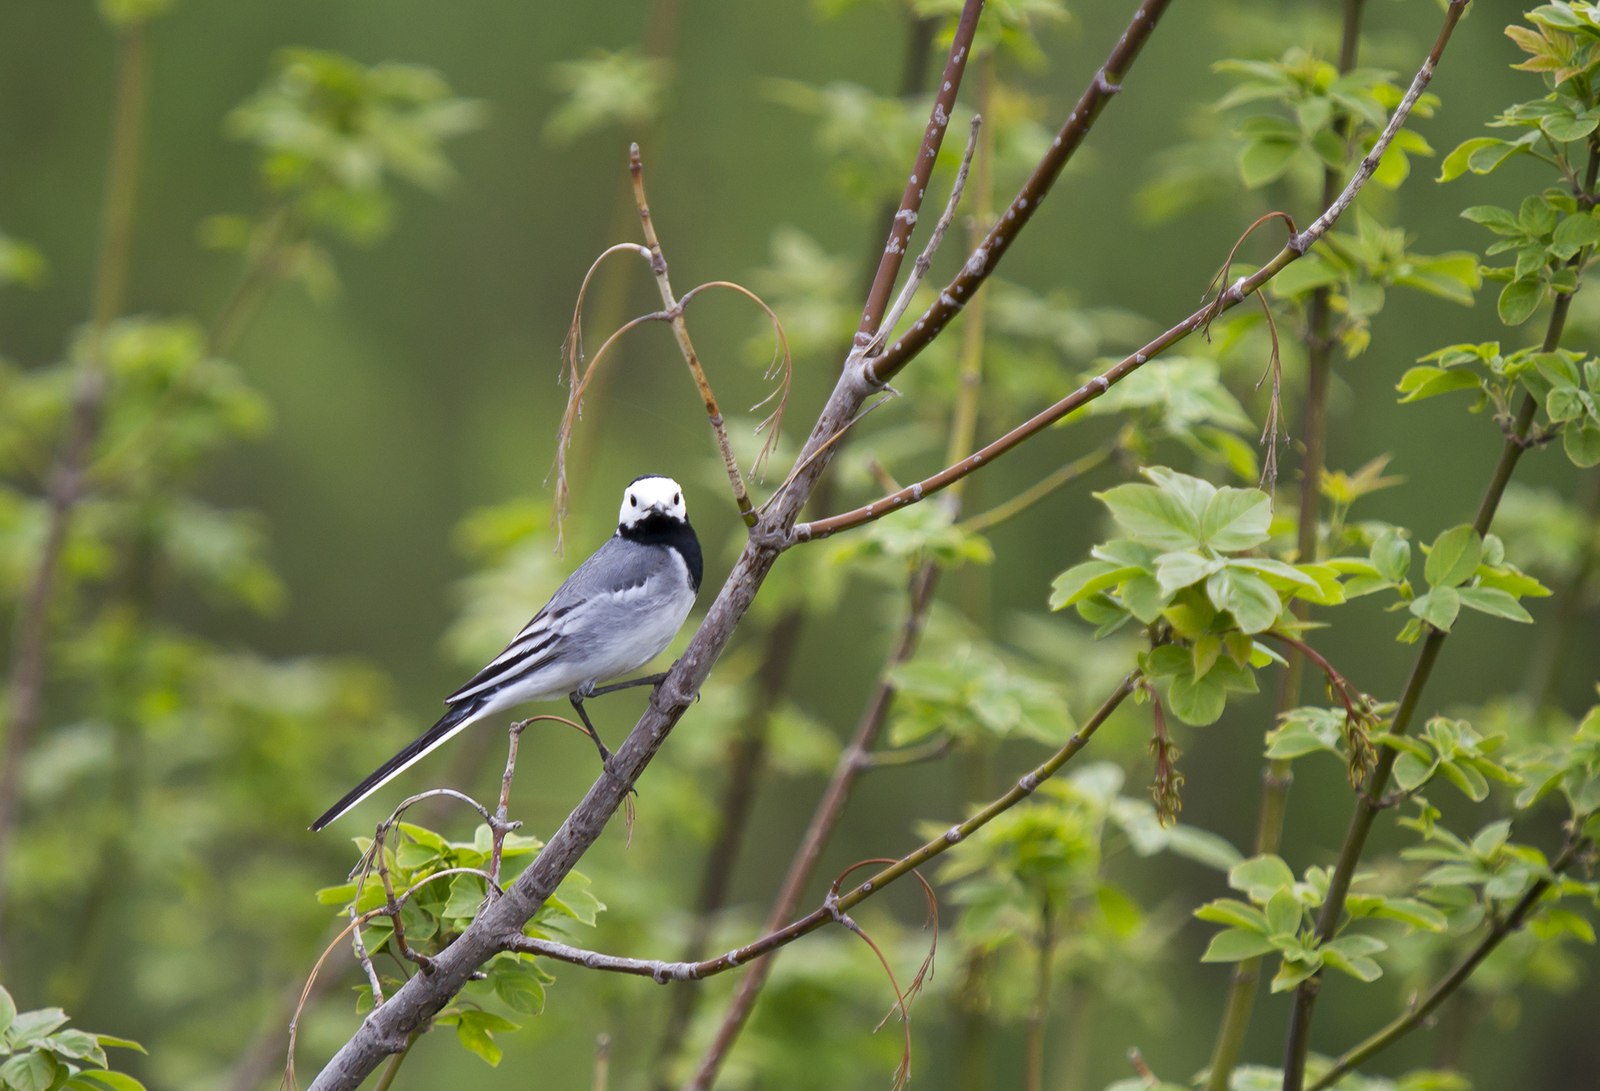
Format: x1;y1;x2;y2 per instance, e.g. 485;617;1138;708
868;0;1174;385
869;114;984;357
507;675;1134;996
629;146;763;527
957;444;1114;533
854;0;986;345
794;0;1462;544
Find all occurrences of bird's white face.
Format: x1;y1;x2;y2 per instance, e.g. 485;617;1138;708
619;475;688;529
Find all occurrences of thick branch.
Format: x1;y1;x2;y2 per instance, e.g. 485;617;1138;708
685;562;943;1090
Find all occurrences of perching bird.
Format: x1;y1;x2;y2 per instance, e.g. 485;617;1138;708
311;474;702;831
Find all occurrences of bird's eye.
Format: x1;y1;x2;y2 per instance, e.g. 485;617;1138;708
673;493;680;504
630;495;637;506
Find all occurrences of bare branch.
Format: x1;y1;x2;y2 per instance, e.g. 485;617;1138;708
870;114;984;356
629;146;760;527
867;0;1174;384
794;0;1463;544
855;0;986;344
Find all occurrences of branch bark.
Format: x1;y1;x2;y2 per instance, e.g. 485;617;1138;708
304;4;989;1081
500;675;1134;985
796;0;1462;543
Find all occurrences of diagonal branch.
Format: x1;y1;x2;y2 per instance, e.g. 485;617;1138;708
795;0;1465;544
855;0;986;345
506;674;1135;984
630;147;766;528
1307;830;1592;1090
300;5;1199;1085
867;0;1174;385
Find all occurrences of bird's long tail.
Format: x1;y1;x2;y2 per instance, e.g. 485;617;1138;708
310;697;488;831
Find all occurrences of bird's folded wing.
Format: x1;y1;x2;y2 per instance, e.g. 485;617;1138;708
444;604;571;704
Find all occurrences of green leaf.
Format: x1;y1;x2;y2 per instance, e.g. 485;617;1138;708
1229;855;1296;903
1121;573;1171;624
1369;897;1449;931
491;959;548;1016
1163;824;1245;870
1457;587;1534;622
1320;945;1384;982
1265;888;1301;937
1440;138;1507;181
74;1073;147;1091
0;1051;58;1091
0;985;14;1038
1462;205;1523;235
1425;526;1482;588
1410;586;1461;632
1547;386;1587;422
454;1014;505;1067
1205;568;1281;634
1239;138;1298;188
442;874;488;920
1155;551;1223;595
1393;751;1439;792
1195;898;1269;932
1200;488;1273;550
1271;956;1322;992
1095;483;1201;549
1499;278;1543;326
1371;531;1411;583
1201;928;1278;962
1167;670;1228;726
1048;561;1142;609
1564;419;1600;467
1439;760;1490;802
1396;367;1482;402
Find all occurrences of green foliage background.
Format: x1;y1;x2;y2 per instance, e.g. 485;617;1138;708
0;2;1596;1090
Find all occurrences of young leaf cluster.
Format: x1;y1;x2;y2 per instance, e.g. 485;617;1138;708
0;987;145;1091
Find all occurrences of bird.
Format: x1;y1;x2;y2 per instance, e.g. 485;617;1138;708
311;474;702;831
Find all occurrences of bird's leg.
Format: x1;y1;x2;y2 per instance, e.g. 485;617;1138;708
567;691;614;765
586;671;670;698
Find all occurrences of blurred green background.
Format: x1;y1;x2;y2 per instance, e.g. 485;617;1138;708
0;1;1596;1089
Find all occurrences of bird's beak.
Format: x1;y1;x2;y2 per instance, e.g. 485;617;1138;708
647;502;669;515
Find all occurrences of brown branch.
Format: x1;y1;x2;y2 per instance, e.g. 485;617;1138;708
795;0;1460;544
685;562;943;1089
649;608;806;1087
867;0;1174;385
630;147;763;527
870;113;984;356
505;677;1134;989
855;0;986;345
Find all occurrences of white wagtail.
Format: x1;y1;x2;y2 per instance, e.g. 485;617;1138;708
311;474;702;831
